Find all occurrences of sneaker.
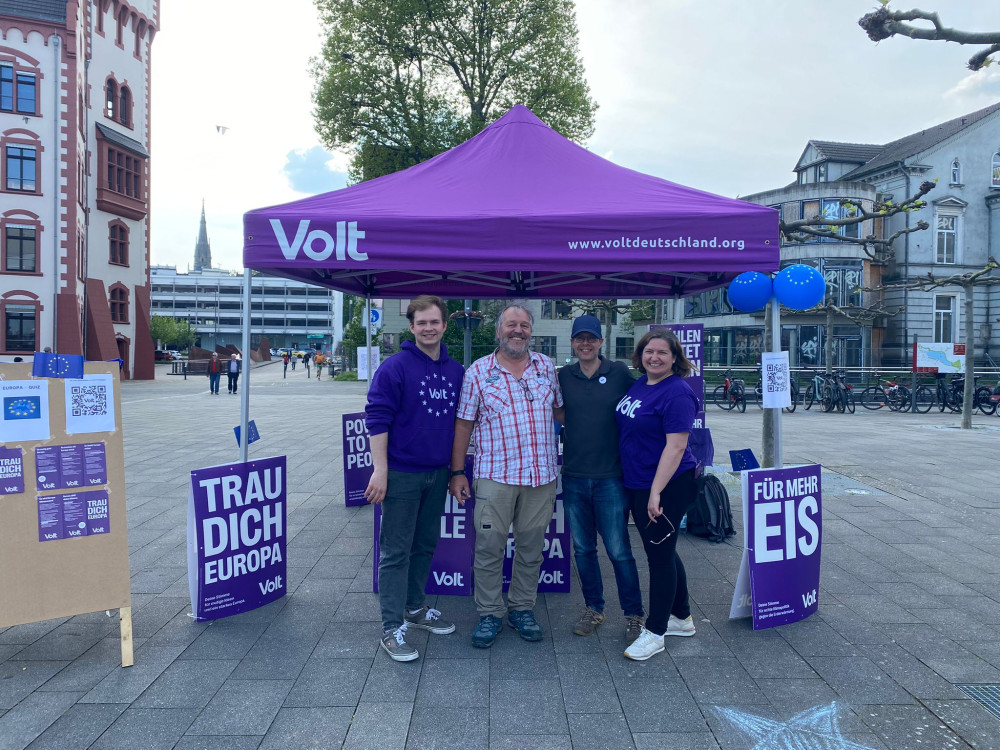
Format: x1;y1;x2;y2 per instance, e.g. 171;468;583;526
625;615;644;645
405;606;456;635
508;609;544;642
572;607;605;637
666;615;696;637
380;624;418;662
472;614;503;648
624;627;665;661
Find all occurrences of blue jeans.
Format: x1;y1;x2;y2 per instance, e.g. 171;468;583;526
562;476;643;617
208;373;220;393
378;467;449;632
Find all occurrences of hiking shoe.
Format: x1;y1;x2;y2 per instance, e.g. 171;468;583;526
624;627;665;661
472;615;503;648
666;615;696;637
572;607;605;637
380;624;418;662
625;615;644;645
508;609;544;641
405;606;456;635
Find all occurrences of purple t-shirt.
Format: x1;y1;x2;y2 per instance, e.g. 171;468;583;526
615;374;699;490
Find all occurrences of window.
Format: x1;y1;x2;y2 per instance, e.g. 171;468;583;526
951;159;962;185
4;224;36;272
541;300;572;320
820;199;862;240
615;337;634;360
5;144;37;192
934;295;956;343
1;64;37;115
530;335;556;358
109;221;129;265
109;285;129;323
119;86;131;127
3;303;36;352
993;152;1000;189
936;214;957;264
105;78;117;118
106;146;142;198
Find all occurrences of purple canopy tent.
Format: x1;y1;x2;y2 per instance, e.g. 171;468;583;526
236;105;780;460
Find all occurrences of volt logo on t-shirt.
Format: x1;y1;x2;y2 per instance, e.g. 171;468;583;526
616;395;642;418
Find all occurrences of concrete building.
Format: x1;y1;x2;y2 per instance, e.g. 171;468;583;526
0;0;158;378
680;102;1000;369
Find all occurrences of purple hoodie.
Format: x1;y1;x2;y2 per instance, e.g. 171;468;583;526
365;340;465;472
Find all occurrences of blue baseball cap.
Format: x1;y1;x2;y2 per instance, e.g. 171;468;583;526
571;314;603;339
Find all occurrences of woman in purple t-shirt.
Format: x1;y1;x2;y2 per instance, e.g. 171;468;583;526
614;329;699;661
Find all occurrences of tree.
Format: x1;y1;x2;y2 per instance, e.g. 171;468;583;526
859;4;1000;71
149;315;196;349
867;258;1000;429
312;0;597;181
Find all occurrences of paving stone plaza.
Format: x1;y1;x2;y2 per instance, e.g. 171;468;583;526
1;362;999;749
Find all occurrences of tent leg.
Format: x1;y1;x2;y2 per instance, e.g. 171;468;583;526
239;269;252;462
364;296;372;381
770;297;782;469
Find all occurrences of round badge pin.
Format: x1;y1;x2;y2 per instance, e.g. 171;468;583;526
599;376;607;384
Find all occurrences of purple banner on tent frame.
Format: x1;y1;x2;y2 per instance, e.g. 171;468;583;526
342;412;372;507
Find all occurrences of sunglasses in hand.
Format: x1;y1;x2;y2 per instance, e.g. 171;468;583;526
644;514;676;545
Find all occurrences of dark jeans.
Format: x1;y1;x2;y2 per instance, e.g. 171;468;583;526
627;468;697;635
562;476;643;617
227;373;239;393
378;467;449;632
208;373;220;393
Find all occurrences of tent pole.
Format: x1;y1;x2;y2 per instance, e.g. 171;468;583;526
770;296;783;468
239;269;252;462
365;296;372;381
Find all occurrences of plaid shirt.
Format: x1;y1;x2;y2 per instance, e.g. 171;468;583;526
456;350;563;487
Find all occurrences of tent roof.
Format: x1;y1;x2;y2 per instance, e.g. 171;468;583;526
243;106;779;298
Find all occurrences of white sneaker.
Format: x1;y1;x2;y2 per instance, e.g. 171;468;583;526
624;627;665;661
666;615;696;637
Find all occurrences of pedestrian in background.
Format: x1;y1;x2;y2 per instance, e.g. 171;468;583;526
227;353;241;394
304;351;311;378
282;353;290;378
207;352;222;395
558;314;644;644
314;352;326;380
616;329;699;661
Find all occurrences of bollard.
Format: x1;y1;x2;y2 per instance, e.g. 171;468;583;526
183;363;187;380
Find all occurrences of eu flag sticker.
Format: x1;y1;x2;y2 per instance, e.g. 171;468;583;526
5;396;41;420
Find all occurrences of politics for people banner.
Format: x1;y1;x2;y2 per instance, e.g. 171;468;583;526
187;456;287;621
730;464;822;629
342;412;373;507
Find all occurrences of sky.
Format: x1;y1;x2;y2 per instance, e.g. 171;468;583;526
149;0;1000;272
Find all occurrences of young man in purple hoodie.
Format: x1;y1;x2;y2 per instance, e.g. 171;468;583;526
364;295;466;662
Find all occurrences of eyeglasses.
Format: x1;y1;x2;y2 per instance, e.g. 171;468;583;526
517;378;534;402
644;515;676;545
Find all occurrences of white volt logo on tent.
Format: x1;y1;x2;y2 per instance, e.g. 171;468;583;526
269;219;368;262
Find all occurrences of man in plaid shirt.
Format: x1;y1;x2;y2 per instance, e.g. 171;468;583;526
449;304;564;648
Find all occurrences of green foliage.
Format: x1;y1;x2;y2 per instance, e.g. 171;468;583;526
149;315;196;348
334;370;359;381
312;0;597;181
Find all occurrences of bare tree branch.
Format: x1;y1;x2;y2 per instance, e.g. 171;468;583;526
779;180;935;262
859;5;1000;71
865;257;1000;294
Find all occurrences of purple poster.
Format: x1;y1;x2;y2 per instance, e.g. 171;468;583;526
0;446;24;494
342;412;372;507
739;465;822;629
188;456;287;621
501;491;570;594
651;324;704;411
35;442;107;491
36;489;110;542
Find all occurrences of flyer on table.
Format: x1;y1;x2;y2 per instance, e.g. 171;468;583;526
188;455;287;620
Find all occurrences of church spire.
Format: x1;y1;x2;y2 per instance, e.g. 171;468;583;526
194;200;212;271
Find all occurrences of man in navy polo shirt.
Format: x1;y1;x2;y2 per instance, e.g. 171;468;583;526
558;314;644;644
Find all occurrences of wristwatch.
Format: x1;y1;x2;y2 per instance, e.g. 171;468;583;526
450;469;466;477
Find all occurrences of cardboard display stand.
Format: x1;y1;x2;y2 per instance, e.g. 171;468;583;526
0;362;132;666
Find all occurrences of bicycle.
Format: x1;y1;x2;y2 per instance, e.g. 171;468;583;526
713;369;746;412
752;368;799;413
858;373;912;412
803;368;836;412
829;369;855;414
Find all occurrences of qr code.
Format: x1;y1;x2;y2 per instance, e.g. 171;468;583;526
70;384;108;417
765;363;788;394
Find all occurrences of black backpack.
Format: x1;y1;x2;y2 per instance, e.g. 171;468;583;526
686;474;736;543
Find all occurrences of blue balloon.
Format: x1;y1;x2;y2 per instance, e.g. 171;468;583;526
727;272;773;312
773;264;826;310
